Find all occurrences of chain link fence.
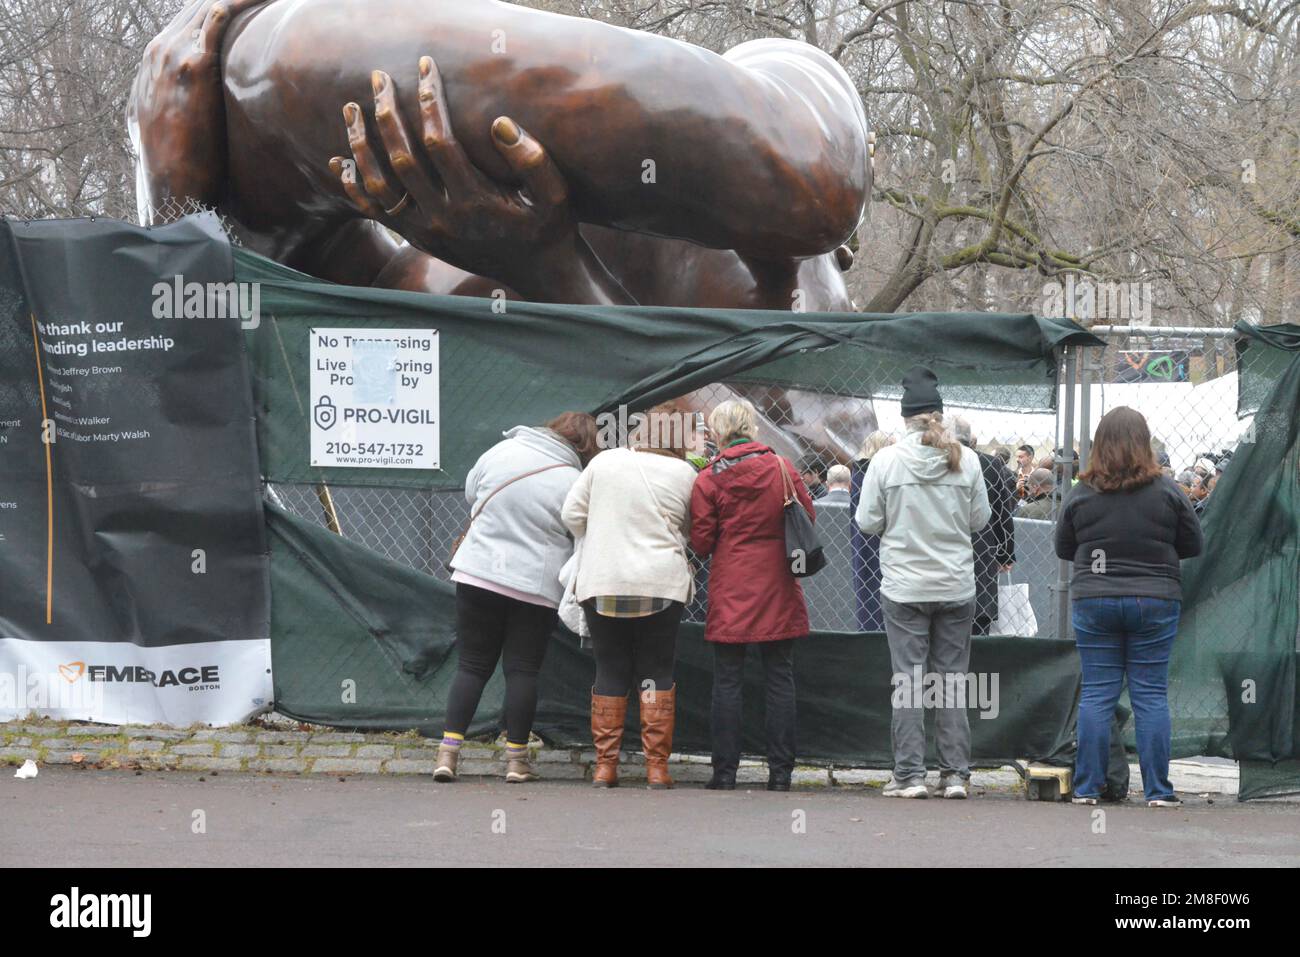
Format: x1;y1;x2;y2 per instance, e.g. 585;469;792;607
266;345;1078;638
266;327;1266;648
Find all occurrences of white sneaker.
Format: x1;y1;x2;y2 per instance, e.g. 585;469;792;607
882;777;929;799
1071;795;1099;805
1147;797;1183;808
938;773;968;799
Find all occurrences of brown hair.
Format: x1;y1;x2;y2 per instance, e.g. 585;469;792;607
905;411;962;472
1079;406;1162;493
545;411;599;466
631;402;689;460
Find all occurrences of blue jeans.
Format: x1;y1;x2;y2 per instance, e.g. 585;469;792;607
1072;596;1180;802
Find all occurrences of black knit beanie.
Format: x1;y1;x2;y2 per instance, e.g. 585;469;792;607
900;366;943;417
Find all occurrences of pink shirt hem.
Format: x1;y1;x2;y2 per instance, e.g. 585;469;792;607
451;570;558;609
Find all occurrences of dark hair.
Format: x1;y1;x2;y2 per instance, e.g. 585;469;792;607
1079;407;1162;493
1017;445;1034;456
994;448;1011;464
799;454;828;480
545;411;599;466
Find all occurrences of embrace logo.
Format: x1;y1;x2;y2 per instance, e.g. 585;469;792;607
58;661;86;683
49;887;151;937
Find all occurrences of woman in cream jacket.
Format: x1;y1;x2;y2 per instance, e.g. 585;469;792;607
561;413;697;789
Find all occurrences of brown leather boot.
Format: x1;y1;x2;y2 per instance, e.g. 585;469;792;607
591;691;628;788
640;685;676;790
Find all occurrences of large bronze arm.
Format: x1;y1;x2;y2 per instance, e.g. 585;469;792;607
219;0;870;260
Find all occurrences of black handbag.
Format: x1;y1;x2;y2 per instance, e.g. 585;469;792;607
777;457;826;577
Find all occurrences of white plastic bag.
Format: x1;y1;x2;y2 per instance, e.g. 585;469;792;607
993;573;1038;637
557;537;589;638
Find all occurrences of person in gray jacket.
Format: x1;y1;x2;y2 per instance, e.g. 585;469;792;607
435;412;598;785
855;367;991;799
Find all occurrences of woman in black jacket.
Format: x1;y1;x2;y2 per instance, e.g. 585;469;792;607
1054;407;1203;807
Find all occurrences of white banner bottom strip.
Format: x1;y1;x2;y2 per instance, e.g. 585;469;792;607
0;638;273;727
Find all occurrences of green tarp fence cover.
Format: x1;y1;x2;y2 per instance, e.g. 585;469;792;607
236;248;1101;490
240;244;1299;792
239;246;1099;767
1204;323;1300;799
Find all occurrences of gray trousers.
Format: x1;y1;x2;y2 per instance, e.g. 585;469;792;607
882;596;976;783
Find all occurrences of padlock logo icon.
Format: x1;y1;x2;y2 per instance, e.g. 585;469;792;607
314;395;338;431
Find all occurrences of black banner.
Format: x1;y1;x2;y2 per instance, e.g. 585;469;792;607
0;216;269;724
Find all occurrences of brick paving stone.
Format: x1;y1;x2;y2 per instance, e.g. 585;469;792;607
171;743;216;756
128;740;170;753
180;757;244;772
218;744;260;759
122;728;188;741
384;760;436;775
535;750;576;764
248;759;307;773
45;751;102;765
254;732;311;744
301;745;353;758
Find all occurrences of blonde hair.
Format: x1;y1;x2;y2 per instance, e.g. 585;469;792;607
904;412;962;472
857;430;895;460
708;398;758;447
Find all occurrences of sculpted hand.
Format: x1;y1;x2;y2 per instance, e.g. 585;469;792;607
128;0;271;222
330;56;633;305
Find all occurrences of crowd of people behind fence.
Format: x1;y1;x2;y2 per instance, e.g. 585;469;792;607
432;366;1206;806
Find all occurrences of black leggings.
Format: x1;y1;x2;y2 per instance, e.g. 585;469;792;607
584;601;683;697
444;583;557;744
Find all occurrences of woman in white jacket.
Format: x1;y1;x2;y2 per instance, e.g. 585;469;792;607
855;367;991;800
561;408;698;789
435;412;598;785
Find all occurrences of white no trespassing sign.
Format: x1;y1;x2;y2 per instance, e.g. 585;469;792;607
309;328;440;469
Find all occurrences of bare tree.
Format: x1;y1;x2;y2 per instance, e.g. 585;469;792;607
0;0;182;220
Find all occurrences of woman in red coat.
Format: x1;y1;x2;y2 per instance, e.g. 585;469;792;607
690;398;815;790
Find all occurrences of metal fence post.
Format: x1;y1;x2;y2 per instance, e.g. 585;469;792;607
1055;345;1077;641
1078;345;1094;471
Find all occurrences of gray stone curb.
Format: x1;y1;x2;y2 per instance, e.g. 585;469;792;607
0;719;1239;795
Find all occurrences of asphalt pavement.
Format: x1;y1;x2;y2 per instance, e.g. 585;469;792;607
4;767;1299;867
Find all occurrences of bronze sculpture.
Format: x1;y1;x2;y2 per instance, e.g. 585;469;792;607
128;0;870;312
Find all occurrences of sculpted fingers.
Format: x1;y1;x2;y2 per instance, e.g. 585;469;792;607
370;71;442;213
490;116;568;211
329;155;384;218
343;101;405;209
416;55;482;197
194;0;271;55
